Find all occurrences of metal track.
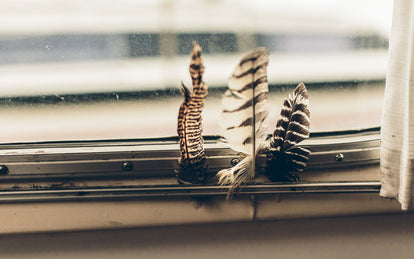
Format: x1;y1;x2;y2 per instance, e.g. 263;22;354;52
0;128;380;179
0;182;381;203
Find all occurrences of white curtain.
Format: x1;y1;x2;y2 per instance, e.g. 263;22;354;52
380;0;414;210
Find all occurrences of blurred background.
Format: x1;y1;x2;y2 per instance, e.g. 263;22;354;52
0;0;392;143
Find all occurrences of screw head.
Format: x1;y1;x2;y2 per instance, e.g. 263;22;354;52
0;165;9;175
231;158;240;166
121;161;133;171
335;153;344;162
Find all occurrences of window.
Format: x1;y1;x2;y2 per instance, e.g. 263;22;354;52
0;0;399;233
0;0;391;142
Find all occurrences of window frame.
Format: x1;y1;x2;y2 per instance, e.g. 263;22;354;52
0;127;380;202
0;1;396;235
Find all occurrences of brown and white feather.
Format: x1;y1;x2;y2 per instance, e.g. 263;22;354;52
176;43;208;184
217;48;270;195
266;83;311;181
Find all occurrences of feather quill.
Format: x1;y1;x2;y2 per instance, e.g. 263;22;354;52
217;48;270;195
266;82;311;182
176;42;208;184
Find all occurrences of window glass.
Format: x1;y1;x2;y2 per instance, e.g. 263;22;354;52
0;0;392;143
178;33;238;55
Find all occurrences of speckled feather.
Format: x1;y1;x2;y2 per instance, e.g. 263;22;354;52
266;83;311;182
176;43;208;184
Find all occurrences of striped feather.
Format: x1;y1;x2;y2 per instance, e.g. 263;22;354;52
266;83;311;182
217;48;270;195
176;42;208;184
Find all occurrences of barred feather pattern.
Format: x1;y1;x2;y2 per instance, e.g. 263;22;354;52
217;48;270;195
176;43;208;184
266;83;311;182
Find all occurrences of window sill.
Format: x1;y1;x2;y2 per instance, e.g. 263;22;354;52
0;127;402;234
0;186;401;235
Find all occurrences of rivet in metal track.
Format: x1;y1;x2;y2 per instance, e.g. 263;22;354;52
335;153;344;162
122;161;134;171
0;165;9;175
231;158;240;166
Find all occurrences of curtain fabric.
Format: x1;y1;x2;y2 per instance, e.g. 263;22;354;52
380;0;414;210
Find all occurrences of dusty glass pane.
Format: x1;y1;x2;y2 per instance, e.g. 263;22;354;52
0;0;392;143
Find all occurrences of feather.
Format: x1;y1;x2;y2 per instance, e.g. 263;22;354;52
176;42;208;184
266;82;311;182
217;48;270;195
